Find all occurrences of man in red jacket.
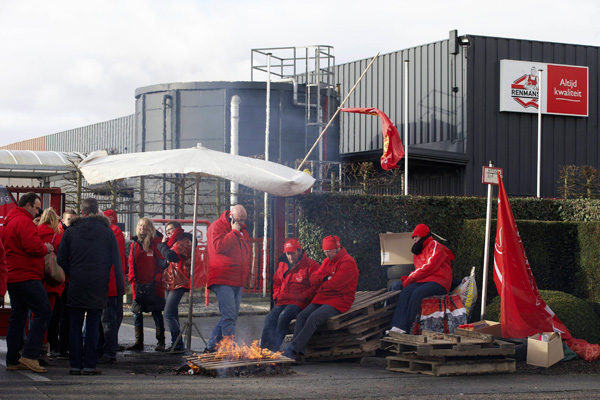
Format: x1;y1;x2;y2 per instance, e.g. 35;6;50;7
205;205;251;352
283;235;358;362
2;192;54;373
98;209;127;363
260;239;320;352
389;223;453;334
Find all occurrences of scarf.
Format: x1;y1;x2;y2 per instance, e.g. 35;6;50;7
167;226;185;247
411;233;432;255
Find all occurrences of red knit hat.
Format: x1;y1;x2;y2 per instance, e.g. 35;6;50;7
322;235;341;250
411;224;430;238
283;239;302;253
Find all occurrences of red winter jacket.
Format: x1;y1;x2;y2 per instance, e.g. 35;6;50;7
0;239;8;296
107;223;127;297
1;207;48;283
310;247;358;313
129;235;165;298
37;223;65;296
403;236;454;291
273;251;320;309
158;228;193;291
207;210;251;288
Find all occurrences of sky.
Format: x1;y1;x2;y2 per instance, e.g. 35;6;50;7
1;0;599;147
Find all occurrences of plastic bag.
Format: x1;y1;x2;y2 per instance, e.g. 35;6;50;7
413;294;467;334
451;266;478;317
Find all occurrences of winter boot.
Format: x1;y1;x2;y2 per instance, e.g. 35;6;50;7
155;328;166;352
127;327;144;351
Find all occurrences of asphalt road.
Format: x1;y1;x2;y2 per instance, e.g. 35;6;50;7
1;315;600;400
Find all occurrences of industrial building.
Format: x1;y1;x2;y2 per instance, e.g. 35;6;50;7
2;30;599;208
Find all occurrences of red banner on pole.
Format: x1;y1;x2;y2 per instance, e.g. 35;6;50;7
341;108;404;170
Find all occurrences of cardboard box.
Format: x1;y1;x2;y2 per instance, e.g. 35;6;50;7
527;332;564;368
379;232;414;265
471;320;503;338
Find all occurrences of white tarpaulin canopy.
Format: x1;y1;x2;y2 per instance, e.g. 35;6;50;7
79;144;315;197
78;143;314;352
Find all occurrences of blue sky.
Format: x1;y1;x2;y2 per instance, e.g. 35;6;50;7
1;0;599;146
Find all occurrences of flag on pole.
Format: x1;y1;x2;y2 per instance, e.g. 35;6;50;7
341;108;404;170
493;173;571;338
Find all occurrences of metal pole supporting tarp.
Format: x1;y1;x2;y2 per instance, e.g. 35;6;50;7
263;53;271;297
404;59;409;196
480;161;494;320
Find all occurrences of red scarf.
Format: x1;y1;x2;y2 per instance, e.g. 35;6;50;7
167;226;185;247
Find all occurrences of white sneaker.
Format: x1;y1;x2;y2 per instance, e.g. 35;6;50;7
387;327;406;335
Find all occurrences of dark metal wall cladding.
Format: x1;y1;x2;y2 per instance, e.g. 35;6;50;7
465;36;600;197
336;40;467;155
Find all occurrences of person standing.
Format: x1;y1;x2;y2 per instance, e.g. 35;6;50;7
57;198;124;375
283;235;358;363
127;218;166;352
260;239;320;352
388;224;453;334
97;209;127;364
37;208;64;366
205;205;251;352
2;192;54;373
157;220;192;353
58;209;77;234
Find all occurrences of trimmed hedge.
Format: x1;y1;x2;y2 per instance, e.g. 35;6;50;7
485;291;600;344
296;193;600;292
454;220;600;306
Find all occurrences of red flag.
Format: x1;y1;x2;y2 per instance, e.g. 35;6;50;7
341;108;404;170
494;173;571;339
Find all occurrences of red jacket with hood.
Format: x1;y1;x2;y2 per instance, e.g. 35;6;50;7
104;210;127;297
273;251;320;309
403;236;454;291
1;207;48;283
309;247;358;313
207;210;251;288
37;223;65;295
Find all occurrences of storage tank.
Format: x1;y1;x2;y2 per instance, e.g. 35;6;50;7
134;81;339;165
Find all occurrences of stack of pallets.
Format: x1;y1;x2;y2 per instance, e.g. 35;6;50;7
302;289;400;361
380;328;516;376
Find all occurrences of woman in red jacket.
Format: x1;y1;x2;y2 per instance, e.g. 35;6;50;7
389;224;453;334
127;218;166;351
37;208;64;365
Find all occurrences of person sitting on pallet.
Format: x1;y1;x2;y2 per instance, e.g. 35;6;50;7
388;224;454;334
260;239;320;353
283;235;358;363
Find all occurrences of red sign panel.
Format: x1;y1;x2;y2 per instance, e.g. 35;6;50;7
546;64;588;116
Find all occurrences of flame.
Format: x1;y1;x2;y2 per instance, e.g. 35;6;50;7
186;336;283;372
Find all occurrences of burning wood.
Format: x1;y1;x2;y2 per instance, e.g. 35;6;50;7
184;336;295;377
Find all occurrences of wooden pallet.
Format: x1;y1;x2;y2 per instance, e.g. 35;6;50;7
184;354;294;371
325;290;400;330
386;354;516;376
305;338;381;358
381;330;515;358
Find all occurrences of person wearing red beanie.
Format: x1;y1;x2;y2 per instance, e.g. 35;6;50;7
284;235;358;362
260;239;320;352
389;224;454;334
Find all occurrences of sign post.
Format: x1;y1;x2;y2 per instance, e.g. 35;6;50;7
481;163;503;319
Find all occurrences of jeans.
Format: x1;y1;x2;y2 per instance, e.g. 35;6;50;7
5;280;52;365
133;310;164;331
288;303;339;355
163;288;187;349
260;304;301;352
391;281;447;332
100;296;123;358
69;307;103;371
206;285;242;351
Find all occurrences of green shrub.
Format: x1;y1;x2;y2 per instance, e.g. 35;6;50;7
485;291;600;344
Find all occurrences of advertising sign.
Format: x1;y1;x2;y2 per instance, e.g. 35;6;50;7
500;60;588;117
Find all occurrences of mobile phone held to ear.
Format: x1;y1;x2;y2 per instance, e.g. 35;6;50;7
230;216;236;225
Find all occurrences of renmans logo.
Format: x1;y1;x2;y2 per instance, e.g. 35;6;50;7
510;66;539;109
